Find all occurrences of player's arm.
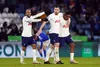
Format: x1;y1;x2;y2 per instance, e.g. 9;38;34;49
23;17;41;22
36;21;48;36
62;11;71;28
36;14;49;35
31;12;45;19
65;18;71;26
23;12;45;22
63;18;71;28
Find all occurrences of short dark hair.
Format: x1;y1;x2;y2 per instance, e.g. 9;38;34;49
64;11;71;15
54;5;60;8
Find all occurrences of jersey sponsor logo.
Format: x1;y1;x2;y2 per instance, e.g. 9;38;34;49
39;36;43;40
55;19;60;23
28;23;32;26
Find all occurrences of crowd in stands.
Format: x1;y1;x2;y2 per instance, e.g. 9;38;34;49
0;0;100;41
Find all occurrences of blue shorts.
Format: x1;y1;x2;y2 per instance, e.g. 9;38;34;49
22;36;36;47
49;33;59;45
59;35;73;47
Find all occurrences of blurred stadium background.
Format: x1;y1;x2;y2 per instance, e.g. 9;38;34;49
0;0;100;67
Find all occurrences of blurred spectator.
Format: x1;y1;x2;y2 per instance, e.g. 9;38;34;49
8;20;19;35
0;22;8;41
0;0;100;41
18;26;23;35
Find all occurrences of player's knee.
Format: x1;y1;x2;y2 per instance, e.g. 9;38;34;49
54;42;60;47
70;43;75;48
32;44;36;49
51;44;55;49
43;46;46;50
37;45;40;49
22;46;26;51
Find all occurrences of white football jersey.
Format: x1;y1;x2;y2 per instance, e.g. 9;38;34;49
48;13;63;34
59;18;71;37
22;16;41;37
22;12;45;37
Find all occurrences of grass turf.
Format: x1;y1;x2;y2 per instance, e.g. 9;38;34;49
0;57;100;67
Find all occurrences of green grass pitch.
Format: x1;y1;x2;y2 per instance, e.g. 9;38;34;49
0;57;100;67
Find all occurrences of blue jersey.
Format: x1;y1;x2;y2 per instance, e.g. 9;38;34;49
37;32;49;49
38;32;49;42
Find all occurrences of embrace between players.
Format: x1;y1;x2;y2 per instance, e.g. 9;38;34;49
20;5;78;64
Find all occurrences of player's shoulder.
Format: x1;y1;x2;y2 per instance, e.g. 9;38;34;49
48;13;54;17
59;12;63;16
22;16;27;20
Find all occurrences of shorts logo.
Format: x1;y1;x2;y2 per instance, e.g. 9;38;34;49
54;40;55;42
24;44;26;46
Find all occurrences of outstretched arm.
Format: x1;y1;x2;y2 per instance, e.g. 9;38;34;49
32;12;45;19
23;12;45;23
23;18;41;23
36;20;48;36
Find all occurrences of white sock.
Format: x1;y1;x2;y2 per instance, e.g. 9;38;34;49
54;52;56;62
45;48;53;61
32;49;37;62
70;53;74;61
54;47;60;62
20;50;25;62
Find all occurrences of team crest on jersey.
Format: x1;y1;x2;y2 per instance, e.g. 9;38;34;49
55;19;60;23
28;23;32;26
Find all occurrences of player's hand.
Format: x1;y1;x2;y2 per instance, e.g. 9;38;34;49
63;24;69;28
46;31;49;35
42;18;48;21
40;13;47;19
33;35;38;40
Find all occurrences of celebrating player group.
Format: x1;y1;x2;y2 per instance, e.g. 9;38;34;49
20;5;78;64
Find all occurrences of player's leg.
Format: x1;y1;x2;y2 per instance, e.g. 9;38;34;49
20;37;28;64
44;44;54;64
49;33;63;64
65;35;78;64
69;42;78;64
42;39;50;59
31;44;41;64
44;34;56;64
20;46;27;64
42;44;46;59
30;37;41;64
54;42;60;62
54;42;64;64
37;41;43;59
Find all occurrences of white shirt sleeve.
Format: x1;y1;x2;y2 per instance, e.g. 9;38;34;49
47;14;51;21
23;16;41;23
31;12;45;19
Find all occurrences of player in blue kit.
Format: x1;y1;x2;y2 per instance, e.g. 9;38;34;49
35;32;50;60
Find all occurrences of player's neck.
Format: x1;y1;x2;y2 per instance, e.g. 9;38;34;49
26;16;31;18
54;13;59;15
